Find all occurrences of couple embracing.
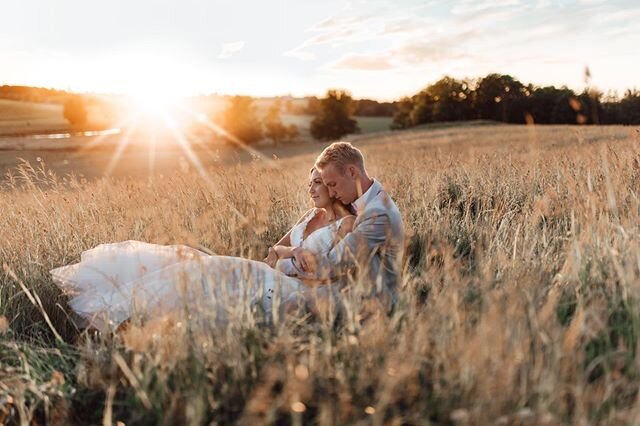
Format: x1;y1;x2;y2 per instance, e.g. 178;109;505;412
51;142;405;332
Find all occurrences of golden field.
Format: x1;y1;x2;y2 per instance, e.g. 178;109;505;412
2;123;640;425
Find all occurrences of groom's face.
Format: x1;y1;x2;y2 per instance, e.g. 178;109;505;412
320;163;358;204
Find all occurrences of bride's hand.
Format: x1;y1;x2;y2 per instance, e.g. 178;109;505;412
293;247;317;273
263;247;278;268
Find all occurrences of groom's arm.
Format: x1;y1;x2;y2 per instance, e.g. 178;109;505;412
301;210;390;280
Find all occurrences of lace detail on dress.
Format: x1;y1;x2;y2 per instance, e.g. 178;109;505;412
275;211;348;277
289;209;319;248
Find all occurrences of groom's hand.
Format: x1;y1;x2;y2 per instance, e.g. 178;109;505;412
293;248;317;273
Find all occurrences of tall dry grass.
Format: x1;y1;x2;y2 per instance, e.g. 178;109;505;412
1;124;640;424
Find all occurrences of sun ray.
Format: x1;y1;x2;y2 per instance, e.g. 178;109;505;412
163;113;250;222
148;125;157;179
75;116;134;155
104;123;137;177
177;105;279;169
163;114;214;186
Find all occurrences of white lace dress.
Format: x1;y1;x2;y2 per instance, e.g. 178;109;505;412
50;209;346;332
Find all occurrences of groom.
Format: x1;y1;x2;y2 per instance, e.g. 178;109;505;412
292;141;404;316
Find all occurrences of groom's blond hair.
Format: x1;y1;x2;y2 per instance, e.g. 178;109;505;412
315;141;365;173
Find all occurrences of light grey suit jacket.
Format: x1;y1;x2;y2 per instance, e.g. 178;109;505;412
311;179;405;310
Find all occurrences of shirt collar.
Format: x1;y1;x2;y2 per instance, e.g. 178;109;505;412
352;179;379;213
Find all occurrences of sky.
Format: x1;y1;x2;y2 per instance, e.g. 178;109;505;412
1;0;638;101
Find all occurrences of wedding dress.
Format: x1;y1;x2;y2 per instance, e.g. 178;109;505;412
51;209;346;332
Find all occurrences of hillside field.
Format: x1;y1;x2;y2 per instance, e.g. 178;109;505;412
2;124;640;424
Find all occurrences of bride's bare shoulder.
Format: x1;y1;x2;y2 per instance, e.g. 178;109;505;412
294;208;318;225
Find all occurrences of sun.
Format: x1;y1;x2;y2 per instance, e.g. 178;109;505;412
128;89;181;117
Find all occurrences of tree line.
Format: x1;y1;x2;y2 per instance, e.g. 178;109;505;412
218;97;299;146
2;75;638;142
390;73;640;129
216;90;361;144
300;96;398;117
0;85;70;104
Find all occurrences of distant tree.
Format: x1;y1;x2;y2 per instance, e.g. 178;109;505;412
284;98;295;114
526;86;571;124
284;124;299;142
575;89;603;124
601;93;621;124
264;100;298;146
390;97;415;129
426;77;473;122
310;90;360;141
409;91;435;125
63;95;88;126
550;89;580;124
618;90;640;124
353;99;397;117
220;96;263;145
475;74;527;122
398;77;473;127
305;96;322;115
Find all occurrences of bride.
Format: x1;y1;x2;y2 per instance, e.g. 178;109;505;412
51;168;356;332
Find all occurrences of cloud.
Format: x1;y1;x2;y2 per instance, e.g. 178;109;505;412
284;11;385;61
389;37;471;66
309;15;374;32
331;53;394;70
284;25;360;60
292;0;640;99
218;41;245;59
592;6;640;25
382;17;434;36
304;28;360;47
452;0;520;15
283;48;316;61
328;28;474;72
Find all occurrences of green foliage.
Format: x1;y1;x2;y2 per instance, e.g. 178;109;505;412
392;76;473;129
310;89;360;141
475;74;527;123
603;90;640;124
391;72;633;129
556;288;577;326
352;98;397;117
584;302;639;382
390;97;414;130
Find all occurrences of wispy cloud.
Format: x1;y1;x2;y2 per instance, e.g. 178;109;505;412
284;10;387;61
289;0;527;69
452;0;521;15
309;14;375;32
331;53;393;70
218;41;245;59
382;17;435;36
390;38;471;66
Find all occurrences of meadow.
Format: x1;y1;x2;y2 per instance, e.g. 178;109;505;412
2;123;640;424
0;99;70;136
0;97;392;139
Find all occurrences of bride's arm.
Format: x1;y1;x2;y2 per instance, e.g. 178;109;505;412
286;215;357;274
